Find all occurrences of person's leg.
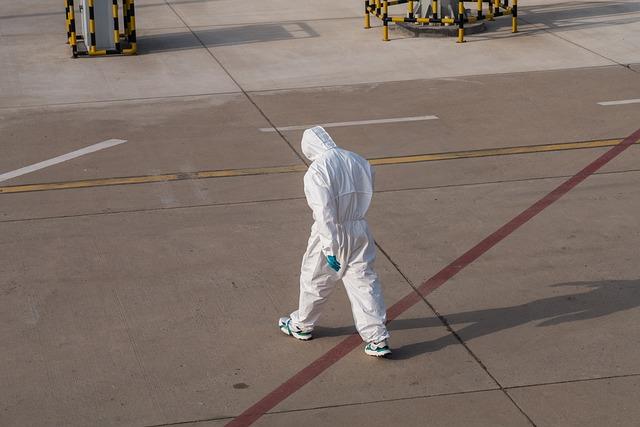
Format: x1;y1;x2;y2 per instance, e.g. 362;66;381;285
341;251;389;343
289;233;338;332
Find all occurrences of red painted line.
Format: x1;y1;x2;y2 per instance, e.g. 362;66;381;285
226;128;640;427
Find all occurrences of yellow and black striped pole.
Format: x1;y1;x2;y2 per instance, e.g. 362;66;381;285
365;0;371;28
457;0;465;43
383;0;389;41
407;0;414;19
432;0;438;21
88;0;95;52
87;0;97;54
123;0;137;55
65;0;71;44
123;0;130;38
477;0;483;19
512;0;518;32
112;0;121;52
68;0;78;57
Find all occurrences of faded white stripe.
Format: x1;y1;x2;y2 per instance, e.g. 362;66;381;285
259;115;439;132
0;139;127;183
598;98;640;106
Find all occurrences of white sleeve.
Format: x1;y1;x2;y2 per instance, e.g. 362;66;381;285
304;170;339;257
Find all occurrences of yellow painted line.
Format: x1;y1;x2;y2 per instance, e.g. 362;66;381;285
196;165;306;179
0;165;307;195
369;139;624;166
0;138;630;195
0;173;181;194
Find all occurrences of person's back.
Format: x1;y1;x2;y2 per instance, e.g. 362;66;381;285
310;147;373;225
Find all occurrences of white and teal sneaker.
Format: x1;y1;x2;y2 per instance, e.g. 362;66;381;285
278;317;312;341
364;340;391;357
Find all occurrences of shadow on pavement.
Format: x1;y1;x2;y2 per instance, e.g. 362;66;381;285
468;1;640;41
318;280;640;360
137;22;318;53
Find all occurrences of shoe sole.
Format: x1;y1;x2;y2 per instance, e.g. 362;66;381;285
279;322;312;341
365;348;392;357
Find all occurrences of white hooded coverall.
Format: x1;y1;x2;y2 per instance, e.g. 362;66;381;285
289;126;390;344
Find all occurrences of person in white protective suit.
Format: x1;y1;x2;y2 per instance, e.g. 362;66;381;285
278;126;391;357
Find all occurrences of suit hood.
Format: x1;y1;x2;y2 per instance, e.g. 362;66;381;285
301;126;337;162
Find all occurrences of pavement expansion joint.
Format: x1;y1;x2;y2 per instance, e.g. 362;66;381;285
264;386;502;415
141;375;640;426
142;387;505;427
0;91;244;111
376;167;640;195
375;240;536;425
519;16;622;68
144;416;234;427
504;372;640;391
4;168;640;225
161;0;310;166
244;63;630;96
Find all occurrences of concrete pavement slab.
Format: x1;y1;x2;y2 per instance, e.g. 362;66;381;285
3;142;639;225
6;156;637;424
207;18;613;91
250;66;640;159
520;0;640;65
0;199;332;425
371;135;640;196
258;390;532;427
133;0;191;31
1;244;163;427
153;388;536;427
169;0;361;28
0;0;63;37
368;177;557;296
0;0;186;36
275;302;496;413
3;143;638;226
0;94;301;186
0;195;494;425
0;31;239;108
368;170;640;387
0;173;304;222
373;146;640;193
508;375;640;426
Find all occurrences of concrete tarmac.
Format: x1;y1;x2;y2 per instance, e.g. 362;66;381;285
1;0;640;426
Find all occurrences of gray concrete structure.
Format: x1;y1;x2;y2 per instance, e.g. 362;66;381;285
1;0;640;426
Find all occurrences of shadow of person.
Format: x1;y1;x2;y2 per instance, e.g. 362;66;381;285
318;280;640;360
394;279;640;360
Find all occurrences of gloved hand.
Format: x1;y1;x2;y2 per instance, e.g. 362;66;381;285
326;255;341;272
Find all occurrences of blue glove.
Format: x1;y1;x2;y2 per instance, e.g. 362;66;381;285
326;255;341;272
